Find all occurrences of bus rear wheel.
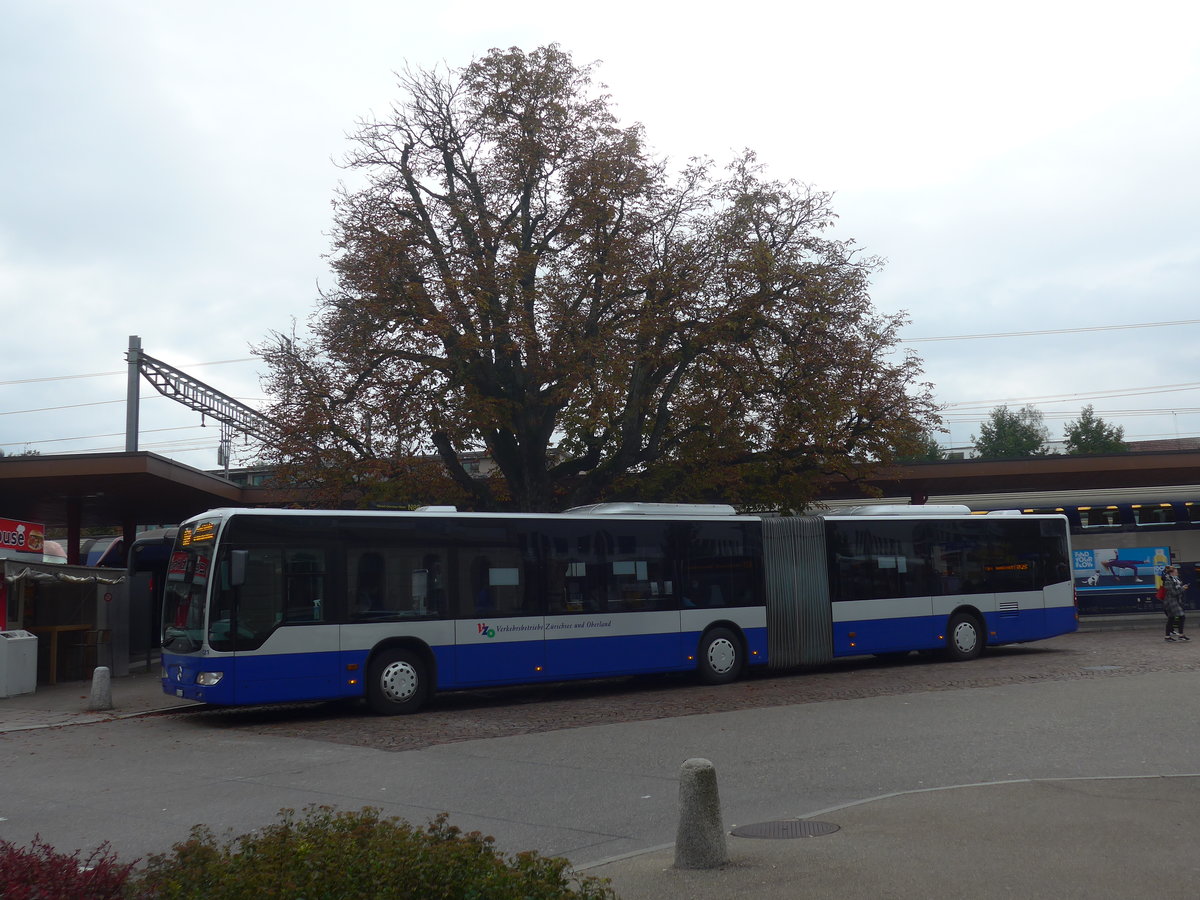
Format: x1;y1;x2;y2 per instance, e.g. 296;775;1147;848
945;613;984;661
698;627;743;685
367;648;428;715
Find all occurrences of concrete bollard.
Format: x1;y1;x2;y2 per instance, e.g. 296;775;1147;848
673;757;728;869
88;666;113;711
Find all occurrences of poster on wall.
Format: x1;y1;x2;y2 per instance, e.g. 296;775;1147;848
1072;546;1169;591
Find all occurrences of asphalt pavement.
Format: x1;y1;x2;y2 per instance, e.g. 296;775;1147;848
4;616;1200;899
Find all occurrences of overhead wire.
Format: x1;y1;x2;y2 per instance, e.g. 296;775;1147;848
1;393;267;417
942;382;1200;411
902;318;1200;343
1;356;265;451
0;357;256;387
0;425;204;449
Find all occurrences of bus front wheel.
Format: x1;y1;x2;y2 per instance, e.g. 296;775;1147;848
698;627;743;685
367;648;427;715
945;613;984;662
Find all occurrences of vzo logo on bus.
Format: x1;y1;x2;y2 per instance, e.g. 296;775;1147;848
477;623;496;639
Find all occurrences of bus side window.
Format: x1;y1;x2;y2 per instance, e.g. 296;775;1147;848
560;560;594;613
608;526;674;611
418;554;447;616
353;552;385;616
683;577;723;608
347;548;449;621
226;548;284;648
471;557;524;616
543;528;606;615
284;549;326;622
683;522;761;609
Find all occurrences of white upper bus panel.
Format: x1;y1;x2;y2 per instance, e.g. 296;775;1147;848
838;505;973;516
565;502;739;517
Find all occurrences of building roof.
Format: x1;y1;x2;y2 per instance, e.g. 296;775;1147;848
1125;438;1200;453
822;448;1200;502
0;452;290;529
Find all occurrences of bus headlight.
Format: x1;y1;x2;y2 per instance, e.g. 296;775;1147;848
195;672;224;686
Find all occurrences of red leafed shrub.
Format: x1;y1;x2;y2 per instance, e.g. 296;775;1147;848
0;835;135;900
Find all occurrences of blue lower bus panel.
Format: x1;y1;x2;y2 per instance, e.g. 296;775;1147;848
832;616;941;656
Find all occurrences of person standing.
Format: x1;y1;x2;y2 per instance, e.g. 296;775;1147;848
1162;565;1190;641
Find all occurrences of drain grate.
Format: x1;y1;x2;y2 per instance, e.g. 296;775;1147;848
730;820;841;839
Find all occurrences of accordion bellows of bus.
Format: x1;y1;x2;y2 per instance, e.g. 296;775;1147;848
160;504;1075;714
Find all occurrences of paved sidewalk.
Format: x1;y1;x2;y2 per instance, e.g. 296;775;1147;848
0;668;197;733
585;775;1200;899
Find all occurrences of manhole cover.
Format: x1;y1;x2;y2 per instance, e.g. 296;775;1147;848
730;820;840;839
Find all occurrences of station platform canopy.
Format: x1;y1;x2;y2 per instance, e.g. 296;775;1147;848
818;448;1200;504
0;452;299;564
0;452;255;528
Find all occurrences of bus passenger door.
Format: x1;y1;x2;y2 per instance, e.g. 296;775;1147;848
229;546;342;703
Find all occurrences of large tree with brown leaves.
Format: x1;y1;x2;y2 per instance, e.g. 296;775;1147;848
256;45;939;511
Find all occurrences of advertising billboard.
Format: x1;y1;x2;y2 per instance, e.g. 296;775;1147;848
1072;546;1169;592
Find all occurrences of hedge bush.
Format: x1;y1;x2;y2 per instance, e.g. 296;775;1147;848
0;835;135;900
132;806;616;899
0;808;615;899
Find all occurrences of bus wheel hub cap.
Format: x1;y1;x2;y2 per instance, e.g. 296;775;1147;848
708;639;735;673
381;663;417;701
953;624;976;652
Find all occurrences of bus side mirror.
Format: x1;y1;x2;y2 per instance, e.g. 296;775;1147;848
230;550;248;587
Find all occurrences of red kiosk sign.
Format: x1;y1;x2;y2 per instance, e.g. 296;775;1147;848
1;518;43;556
1;516;46;625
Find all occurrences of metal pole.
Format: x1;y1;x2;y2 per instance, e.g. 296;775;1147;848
125;335;142;452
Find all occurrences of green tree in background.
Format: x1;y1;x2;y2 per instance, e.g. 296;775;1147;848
971;404;1051;458
1063;405;1127;455
897;430;946;462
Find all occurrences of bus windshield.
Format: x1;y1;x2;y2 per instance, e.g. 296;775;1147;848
161;521;219;652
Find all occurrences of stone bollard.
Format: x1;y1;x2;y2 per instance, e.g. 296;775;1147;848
88;666;113;712
673;757;728;869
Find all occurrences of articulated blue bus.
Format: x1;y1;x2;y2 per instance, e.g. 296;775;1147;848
160;504;1076;714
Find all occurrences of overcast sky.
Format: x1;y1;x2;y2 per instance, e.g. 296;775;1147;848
4;0;1199;471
